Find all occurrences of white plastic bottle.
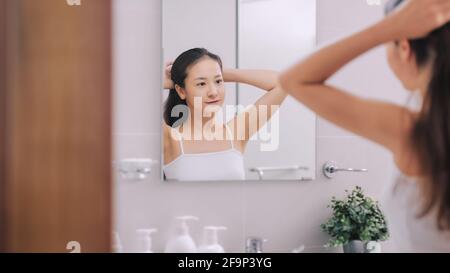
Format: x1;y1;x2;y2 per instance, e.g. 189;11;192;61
164;216;199;253
136;228;157;253
112;231;123;253
197;226;227;253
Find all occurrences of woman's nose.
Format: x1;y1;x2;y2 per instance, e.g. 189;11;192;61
207;84;219;97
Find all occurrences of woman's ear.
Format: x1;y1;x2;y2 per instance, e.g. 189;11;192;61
398;39;421;76
175;84;186;100
398;39;414;63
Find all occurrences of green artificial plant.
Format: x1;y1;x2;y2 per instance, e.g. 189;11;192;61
321;186;389;247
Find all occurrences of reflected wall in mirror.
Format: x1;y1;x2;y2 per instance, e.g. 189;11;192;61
162;0;316;181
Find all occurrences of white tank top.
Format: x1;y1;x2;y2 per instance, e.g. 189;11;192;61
381;167;450;252
163;125;246;181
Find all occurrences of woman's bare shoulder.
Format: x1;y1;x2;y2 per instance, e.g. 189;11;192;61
393;110;424;178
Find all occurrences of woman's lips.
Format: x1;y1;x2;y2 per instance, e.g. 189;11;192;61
205;99;220;104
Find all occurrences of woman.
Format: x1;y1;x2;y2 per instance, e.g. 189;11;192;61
280;0;450;252
163;48;287;181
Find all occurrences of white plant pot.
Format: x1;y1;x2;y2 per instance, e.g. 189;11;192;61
343;240;381;253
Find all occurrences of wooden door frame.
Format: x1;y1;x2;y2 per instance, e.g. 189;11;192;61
0;0;5;253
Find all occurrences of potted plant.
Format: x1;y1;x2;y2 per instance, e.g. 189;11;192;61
321;186;389;253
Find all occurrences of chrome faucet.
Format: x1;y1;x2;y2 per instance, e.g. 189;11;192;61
246;237;265;253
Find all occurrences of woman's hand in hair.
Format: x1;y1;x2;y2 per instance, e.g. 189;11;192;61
223;68;278;91
163;61;174;89
385;0;450;40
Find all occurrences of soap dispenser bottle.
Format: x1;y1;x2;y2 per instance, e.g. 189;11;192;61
197;226;227;253
112;231;123;253
164;216;199;253
136;228;157;253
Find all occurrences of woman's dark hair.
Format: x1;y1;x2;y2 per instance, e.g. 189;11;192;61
164;48;223;127
386;0;450;229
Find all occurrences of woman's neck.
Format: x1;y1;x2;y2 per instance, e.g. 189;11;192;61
180;115;224;140
417;60;434;98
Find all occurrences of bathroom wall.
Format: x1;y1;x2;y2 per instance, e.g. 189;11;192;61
113;0;409;253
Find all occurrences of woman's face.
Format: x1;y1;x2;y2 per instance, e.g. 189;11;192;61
385;40;422;91
175;57;225;115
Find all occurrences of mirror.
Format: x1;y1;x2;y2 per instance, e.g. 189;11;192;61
162;0;316;181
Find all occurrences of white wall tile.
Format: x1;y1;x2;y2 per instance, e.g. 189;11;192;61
242;136;394;252
317;0;383;31
114;180;246;252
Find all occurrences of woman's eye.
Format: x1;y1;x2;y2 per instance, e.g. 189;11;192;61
216;79;223;84
197;82;206;87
